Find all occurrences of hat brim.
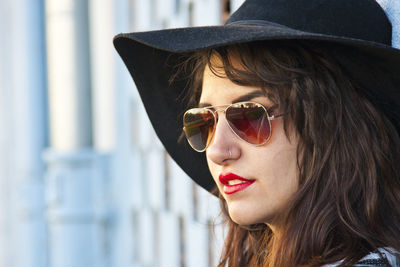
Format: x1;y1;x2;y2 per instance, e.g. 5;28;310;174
114;23;400;195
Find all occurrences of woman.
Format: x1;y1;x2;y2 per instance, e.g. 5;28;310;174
114;0;400;266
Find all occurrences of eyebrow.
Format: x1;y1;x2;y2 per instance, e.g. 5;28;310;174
198;90;266;108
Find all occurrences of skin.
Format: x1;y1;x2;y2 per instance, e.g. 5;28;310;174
200;63;299;229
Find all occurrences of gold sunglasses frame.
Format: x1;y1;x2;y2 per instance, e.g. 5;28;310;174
182;101;285;152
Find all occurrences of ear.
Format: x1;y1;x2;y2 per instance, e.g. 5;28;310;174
376;0;400;48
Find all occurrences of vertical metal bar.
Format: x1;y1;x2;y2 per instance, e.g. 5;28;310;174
89;0;116;152
45;0;92;151
44;0;106;266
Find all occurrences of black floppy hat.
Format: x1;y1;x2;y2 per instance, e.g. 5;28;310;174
114;0;400;194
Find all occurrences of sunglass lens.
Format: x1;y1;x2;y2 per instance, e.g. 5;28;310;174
226;103;271;144
183;109;215;151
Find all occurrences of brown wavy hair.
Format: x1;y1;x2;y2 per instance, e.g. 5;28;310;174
179;41;400;266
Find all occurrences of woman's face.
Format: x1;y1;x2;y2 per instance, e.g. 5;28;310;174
200;62;299;227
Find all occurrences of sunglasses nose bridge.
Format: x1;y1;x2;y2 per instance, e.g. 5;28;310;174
211;108;228;124
213;108;227;114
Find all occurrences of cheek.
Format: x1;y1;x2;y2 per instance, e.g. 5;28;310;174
206;154;219;182
271;147;298;180
268;123;298;177
251;133;299;192
252;147;298;194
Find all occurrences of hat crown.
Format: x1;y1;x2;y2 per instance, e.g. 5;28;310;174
227;0;392;45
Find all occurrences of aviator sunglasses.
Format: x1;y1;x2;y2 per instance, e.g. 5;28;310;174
183;101;285;152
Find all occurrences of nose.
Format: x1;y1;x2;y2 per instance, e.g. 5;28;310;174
206;113;240;165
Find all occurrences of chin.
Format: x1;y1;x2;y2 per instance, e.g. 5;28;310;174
228;205;270;226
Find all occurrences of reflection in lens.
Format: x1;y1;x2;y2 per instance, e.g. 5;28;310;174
226;103;270;144
183;109;215;151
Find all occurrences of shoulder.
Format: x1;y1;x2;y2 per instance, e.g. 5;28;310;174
323;248;400;267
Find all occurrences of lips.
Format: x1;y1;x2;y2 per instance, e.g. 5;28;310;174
219;172;255;195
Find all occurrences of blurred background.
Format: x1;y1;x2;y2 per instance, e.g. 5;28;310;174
0;0;245;266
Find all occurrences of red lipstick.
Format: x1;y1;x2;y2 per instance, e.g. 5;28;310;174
219;172;255;195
